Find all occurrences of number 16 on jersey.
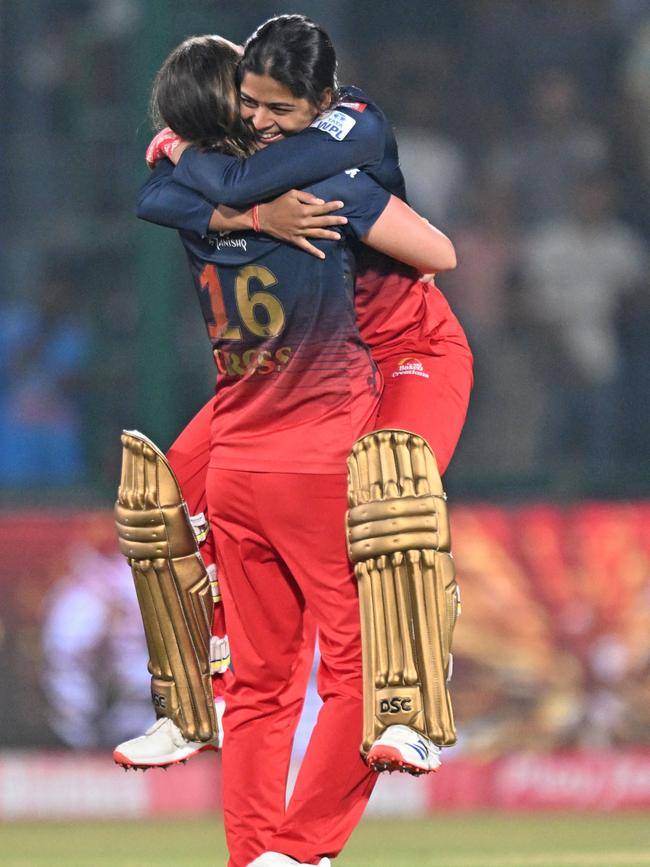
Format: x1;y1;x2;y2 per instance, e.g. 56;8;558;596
199;263;286;342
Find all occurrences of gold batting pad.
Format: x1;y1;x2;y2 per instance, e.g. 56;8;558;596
347;430;459;754
114;430;217;743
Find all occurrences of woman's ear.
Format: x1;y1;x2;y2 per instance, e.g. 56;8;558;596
317;88;334;112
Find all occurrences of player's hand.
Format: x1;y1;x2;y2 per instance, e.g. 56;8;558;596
145;127;189;168
257;190;348;260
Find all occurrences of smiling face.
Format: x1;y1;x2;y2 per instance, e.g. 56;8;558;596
239;71;331;147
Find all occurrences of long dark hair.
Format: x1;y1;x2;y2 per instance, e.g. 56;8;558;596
240;15;339;109
151;36;254;157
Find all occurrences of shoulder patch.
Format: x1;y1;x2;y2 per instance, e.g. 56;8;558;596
338;101;368;113
311;109;357;141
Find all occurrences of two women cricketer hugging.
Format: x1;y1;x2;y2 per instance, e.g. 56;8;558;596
114;14;472;867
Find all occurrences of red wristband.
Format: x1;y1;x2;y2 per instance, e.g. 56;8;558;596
251;204;261;233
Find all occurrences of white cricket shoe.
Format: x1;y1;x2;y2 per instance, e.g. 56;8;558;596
247;854;331;866
366;724;442;775
113;700;224;770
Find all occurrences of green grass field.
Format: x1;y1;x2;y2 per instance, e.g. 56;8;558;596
3;814;650;867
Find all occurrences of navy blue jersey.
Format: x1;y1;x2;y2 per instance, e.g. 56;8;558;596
172;162;390;473
136;87;405;237
175;86;405;206
136;166;216;236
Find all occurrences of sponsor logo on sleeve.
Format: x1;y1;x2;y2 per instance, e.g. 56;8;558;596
310;109;356;141
345;168;360;178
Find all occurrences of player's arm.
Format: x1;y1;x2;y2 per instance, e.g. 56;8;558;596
341;173;456;273
170;104;386;208
363;198;456;273
136;159;347;257
136;158;260;234
136;159;218;234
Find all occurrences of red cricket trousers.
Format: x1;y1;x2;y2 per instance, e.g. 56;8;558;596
167;341;473;865
206;468;373;867
167;402;317;706
371;349;473;474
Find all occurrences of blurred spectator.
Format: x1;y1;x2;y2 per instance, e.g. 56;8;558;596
461;0;618;123
0;263;92;486
445;176;520;341
376;38;467;225
494;68;610;225
520;171;647;472
41;539;151;748
442;175;549;475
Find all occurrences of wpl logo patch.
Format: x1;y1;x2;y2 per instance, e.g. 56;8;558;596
310;109;356;141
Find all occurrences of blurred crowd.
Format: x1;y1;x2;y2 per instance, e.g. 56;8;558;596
357;0;650;495
1;0;648;499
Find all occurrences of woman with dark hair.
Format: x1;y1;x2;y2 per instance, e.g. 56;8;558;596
150;35;252;156
142;17;471;484
127;19;471;867
140;33;349;257
240;13;339;109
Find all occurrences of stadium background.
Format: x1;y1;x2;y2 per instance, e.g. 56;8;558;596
2;0;650;863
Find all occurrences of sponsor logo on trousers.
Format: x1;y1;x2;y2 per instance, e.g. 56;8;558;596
391;356;430;379
379;697;413;714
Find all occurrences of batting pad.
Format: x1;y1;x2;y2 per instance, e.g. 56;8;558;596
114;430;217;743
347;430;459;753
